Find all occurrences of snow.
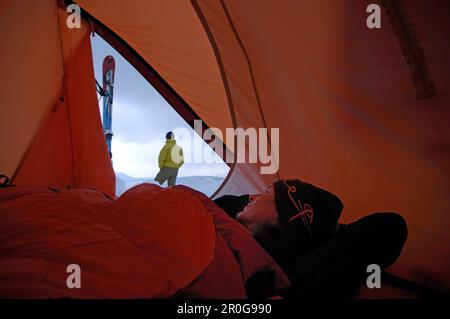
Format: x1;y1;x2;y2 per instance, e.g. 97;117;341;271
115;172;224;197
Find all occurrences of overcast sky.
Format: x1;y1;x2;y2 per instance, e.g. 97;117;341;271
90;34;229;178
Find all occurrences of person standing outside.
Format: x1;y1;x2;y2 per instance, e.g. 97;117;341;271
154;131;184;187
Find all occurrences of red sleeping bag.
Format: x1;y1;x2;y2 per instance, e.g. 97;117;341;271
0;184;289;298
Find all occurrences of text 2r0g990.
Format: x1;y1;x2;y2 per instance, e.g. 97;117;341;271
221;303;271;314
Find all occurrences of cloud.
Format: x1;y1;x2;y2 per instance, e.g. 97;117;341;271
107;97;185;143
111;140;160;177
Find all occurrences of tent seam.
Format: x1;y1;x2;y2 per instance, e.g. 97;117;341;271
190;0;238;198
219;0;280;181
56;6;78;188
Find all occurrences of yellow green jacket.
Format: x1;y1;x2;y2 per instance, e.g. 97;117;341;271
158;140;184;169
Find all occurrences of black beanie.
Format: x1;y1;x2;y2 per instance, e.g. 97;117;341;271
273;179;343;246
166;131;174;139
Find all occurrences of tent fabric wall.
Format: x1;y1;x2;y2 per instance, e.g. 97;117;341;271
194;0;450;291
0;0;65;179
0;2;115;197
191;0;280;196
72;0;449;290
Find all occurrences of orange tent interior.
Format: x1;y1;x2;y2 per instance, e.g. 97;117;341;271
0;0;449;297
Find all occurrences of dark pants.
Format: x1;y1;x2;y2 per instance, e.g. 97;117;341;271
283;212;408;298
154;167;179;186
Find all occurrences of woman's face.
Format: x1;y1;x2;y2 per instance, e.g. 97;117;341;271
236;192;278;230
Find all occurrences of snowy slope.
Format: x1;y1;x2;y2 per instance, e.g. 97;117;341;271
115;172;224;197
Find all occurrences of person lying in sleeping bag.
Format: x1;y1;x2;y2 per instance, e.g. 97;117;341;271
213;179;408;298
